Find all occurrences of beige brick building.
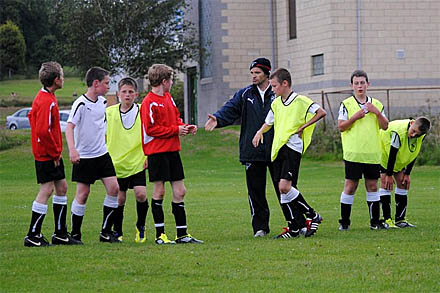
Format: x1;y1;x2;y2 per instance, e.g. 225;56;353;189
184;0;440;126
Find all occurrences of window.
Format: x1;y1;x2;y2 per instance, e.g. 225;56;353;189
312;54;324;76
289;0;297;39
199;0;213;78
17;110;29;117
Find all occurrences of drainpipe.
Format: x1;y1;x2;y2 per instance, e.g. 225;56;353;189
357;0;362;69
270;0;276;67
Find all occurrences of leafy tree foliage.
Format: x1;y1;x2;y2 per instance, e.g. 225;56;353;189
0;20;26;77
55;0;198;77
0;0;59;73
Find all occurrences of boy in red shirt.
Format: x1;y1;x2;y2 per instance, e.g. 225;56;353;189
140;64;202;244
24;62;81;246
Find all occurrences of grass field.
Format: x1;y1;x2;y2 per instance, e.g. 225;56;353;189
0;78;87;106
1;127;439;291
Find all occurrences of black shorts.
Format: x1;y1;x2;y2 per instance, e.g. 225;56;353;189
72;153;116;184
118;169;146;192
344;160;380;180
35;158;65;184
273;145;301;186
148;151;184;182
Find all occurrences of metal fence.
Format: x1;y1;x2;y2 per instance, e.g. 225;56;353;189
309;87;440;129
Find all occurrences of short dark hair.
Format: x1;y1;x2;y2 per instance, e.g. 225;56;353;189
269;68;292;87
415;116;431;135
118;77;137;91
39;62;62;87
148;64;173;87
85;67;110;87
350;69;369;83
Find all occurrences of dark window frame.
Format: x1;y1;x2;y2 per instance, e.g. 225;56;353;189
312;54;324;76
289;0;297;39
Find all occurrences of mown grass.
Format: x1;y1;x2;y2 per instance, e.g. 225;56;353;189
1;126;439;291
0;78;87;107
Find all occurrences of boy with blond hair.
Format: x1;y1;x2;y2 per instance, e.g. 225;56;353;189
140;64;202;244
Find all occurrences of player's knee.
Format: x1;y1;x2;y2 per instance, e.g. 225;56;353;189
174;187;186;201
279;186;290;194
108;184;119;196
279;182;290;194
118;195;127;206
365;182;378;192
57;183;68;196
135;192;147;202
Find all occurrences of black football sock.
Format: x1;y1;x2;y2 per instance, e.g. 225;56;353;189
172;202;187;237
395;193;407;221
367;201;381;225
71;199;86;239
380;194;392;220
293;193;316;218
102;205;117;233
340;203;352;226
113;205;124;235
152;199;165;238
281;202;300;232
71;214;83;238
27;201;47;237
102;195;118;234
52;195;68;235
136;200;148;227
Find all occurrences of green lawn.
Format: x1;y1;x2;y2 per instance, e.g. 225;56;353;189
1;127;439;291
0;78;87;106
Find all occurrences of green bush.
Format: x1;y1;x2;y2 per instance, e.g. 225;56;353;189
304;123;343;161
305;119;439;166
0;129;28;151
416;116;440;166
170;80;184;118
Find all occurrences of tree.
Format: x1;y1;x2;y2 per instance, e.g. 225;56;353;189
0;0;62;73
0;20;26;78
54;0;198;77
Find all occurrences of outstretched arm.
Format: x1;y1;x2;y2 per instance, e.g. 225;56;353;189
204;114;217;131
205;90;245;130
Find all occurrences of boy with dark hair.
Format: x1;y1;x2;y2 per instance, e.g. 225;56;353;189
106;77;149;243
379;116;431;228
140;64;202;245
25;61;81;247
253;68;326;238
66;66;120;244
338;70;389;231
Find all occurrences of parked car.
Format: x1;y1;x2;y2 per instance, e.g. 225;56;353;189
6;107;31;130
6;108;71;132
59;110;70;132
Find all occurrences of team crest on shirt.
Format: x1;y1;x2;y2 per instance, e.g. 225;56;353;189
247;98;254;104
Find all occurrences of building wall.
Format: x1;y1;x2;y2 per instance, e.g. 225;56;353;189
185;0;440;126
278;0;440;94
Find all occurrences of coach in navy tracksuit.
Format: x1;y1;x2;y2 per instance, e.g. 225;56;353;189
205;58;305;237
